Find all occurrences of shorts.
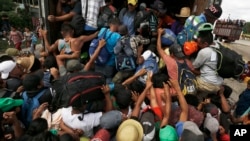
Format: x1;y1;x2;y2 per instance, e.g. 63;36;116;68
196;76;221;93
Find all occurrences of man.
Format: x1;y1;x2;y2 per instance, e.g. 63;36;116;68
119;0;138;35
171;7;191;35
81;0;106;33
151;0;175;29
157;28;197;95
235;80;250;117
48;0;81;22
185;4;222;39
39;23;98;74
191;23;223;94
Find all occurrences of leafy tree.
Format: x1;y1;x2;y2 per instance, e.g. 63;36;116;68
243;22;250;34
0;0;16;11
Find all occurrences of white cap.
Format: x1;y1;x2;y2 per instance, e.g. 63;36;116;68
0;60;16;79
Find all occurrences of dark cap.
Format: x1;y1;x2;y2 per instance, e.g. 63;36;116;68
150;0;167;14
169;43;185;58
66;59;83;72
204;4;222;19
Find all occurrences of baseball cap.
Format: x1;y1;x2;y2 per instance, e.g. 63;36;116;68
198;23;213;32
140;110;156;141
0;98;24;112
204;4;222;19
5;48;19;56
204;113;219;134
150;0;167;14
66;59;84;72
100;110;123;129
169;43;185;58
128;0;138;6
177;121;204;141
91;129;110;141
159;125;178;141
0;60;16;79
116;119;143;141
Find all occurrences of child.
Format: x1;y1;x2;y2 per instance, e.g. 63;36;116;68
30;32;38;54
23;27;33;48
9;25;23;51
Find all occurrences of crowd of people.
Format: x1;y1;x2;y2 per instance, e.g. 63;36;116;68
1;0;250;141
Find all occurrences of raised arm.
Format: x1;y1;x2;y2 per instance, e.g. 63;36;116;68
40;29;58;53
157;28;167;59
79;31;99;43
171;79;188;122
160;83;171;127
218;86;231;113
131;72;153;118
84;39;106;71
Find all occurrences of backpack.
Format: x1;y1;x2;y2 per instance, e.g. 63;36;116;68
176;60;197;95
89;28;113;65
21;89;46;127
49;71;106;112
211;43;245;78
115;37;136;71
177;16;203;46
97;5;117;28
136;51;159;84
70;14;85;37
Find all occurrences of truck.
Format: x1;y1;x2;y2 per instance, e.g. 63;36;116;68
214;19;245;42
38;0;222;44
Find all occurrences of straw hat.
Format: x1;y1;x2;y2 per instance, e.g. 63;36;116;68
16;54;35;73
176;7;191;18
116;119;143;141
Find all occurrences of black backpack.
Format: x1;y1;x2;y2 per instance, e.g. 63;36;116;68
97;5;117;28
49;71;106;112
213;43;245;78
135;9;158;34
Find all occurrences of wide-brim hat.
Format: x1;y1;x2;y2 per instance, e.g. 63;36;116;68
176;7;191;18
16;54;35;73
116;119;143;141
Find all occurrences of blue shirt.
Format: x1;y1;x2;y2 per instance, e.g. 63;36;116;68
98;28;121;66
119;8;136;35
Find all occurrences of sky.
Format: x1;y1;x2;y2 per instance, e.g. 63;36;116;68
220;1;250;22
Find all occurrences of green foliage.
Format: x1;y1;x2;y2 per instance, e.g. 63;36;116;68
0;9;32;30
243;22;250;34
0;0;16;11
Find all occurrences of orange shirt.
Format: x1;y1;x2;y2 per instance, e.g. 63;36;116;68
158;15;175;28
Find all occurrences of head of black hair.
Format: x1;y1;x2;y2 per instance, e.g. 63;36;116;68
152;73;169;88
22;74;42;91
184;94;199;107
108;17;121;25
206;93;221;109
127;80;145;94
25;118;48;136
198;31;213;45
147;44;156;53
0;55;14;63
61;23;74;33
44;55;58;69
30;57;41;72
113;84;132;109
140;24;150;38
60;133;75;141
217;85;232;98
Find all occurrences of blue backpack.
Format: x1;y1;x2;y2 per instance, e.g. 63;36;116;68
177;16;203;46
21;89;46;127
89;28;113;65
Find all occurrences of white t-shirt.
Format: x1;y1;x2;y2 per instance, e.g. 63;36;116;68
193;45;223;85
61;107;102;137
